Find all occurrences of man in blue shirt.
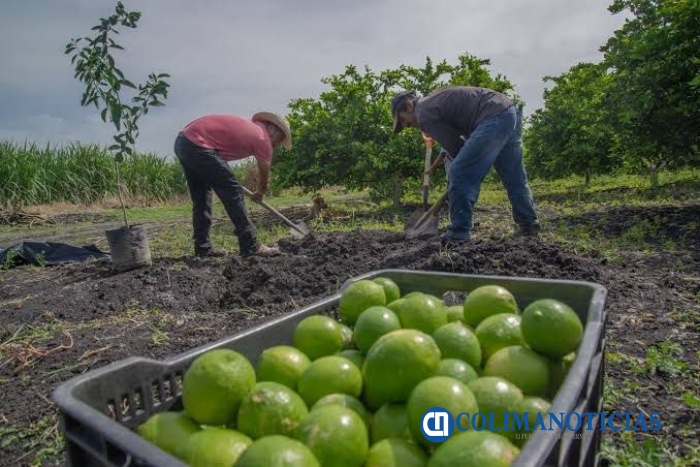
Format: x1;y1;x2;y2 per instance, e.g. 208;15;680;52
391;86;541;246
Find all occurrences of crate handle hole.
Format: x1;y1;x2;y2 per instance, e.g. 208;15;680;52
163;378;173;401
151;380;162;407
106;400;117;420
174;372;184;396
120;393;132;421
133;388;145;416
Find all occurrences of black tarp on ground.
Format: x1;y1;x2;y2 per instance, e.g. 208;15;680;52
0;241;110;268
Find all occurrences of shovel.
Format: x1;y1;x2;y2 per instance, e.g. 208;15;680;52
240;186;312;239
405;190;449;239
406;133;435;228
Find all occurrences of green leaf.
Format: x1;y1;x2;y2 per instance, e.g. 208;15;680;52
682;392;700;409
110;104;122;131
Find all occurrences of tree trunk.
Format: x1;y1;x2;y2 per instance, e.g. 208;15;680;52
645;158;666;188
650;169;659;188
392;174;403;209
584;170;591;186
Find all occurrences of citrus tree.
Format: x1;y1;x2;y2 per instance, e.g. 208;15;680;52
523;62;620;184
600;0;700;184
65;1;170;226
272;54;517;206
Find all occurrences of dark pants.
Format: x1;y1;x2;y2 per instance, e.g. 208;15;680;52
173;132;258;255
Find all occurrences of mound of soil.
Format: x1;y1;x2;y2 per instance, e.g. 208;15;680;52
0;229;698;465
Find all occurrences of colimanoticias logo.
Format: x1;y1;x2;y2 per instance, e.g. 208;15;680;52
419;408;662;443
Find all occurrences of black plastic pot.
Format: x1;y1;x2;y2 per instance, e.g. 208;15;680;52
105;224;152;272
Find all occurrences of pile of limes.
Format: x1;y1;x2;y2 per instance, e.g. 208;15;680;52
136;277;584;467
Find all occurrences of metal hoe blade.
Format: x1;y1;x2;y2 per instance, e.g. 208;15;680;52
241;186;313;239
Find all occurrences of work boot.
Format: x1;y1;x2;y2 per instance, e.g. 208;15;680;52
195;247;228;258
515;222;542;238
240;243;281;259
439;234;470;248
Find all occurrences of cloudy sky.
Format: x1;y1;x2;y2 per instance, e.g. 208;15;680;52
0;0;629;158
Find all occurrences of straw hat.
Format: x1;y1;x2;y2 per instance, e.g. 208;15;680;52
252;112;293;150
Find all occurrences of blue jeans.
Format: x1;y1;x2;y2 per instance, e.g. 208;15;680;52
445;105;539;241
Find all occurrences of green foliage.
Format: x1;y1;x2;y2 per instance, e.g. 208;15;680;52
601;0;700;172
524;0;700;185
63;1;171;227
0;140;186;209
524;62;620;182
273;54;517;205
64;1;170;163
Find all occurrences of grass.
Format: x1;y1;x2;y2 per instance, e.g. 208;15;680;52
0;140;187;210
601;431;699;467
0;415;62;467
602;331;700;466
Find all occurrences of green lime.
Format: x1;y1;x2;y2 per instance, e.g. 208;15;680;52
483;346;550;398
353;306;402;354
181;349;256;427
298;356;363;407
339;280;387;325
445;305;464;323
389;294;447;335
475;313;526;363
337;349;365;371
296;405;369;467
521;299;583;358
340;324;355;349
236;381;309;439
547;352;576;399
513;397;552;448
256;345;311;391
466;376;524;440
361;329;441;410
185;427;251;467
312;393;372;431
364;438;428;467
372;277;401;304
293;315;345;360
432;322;482;371
462;285;519;328
407;376;479;448
234;435;320;466
427;430;520;466
369;403;413;444
436;358;479;385
137;411;200;461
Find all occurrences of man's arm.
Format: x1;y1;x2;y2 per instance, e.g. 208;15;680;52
252;159;271;201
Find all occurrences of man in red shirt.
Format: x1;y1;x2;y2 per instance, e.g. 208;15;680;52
174;112;292;258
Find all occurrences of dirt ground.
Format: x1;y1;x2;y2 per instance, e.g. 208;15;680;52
1;207;699;465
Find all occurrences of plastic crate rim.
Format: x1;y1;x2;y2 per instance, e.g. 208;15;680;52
338;268;609;298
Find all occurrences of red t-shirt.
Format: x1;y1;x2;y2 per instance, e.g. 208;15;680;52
181;114;274;164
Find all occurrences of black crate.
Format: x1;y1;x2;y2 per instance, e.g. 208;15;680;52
52;269;607;467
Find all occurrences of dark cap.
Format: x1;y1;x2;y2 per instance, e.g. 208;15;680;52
390;90;417;133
